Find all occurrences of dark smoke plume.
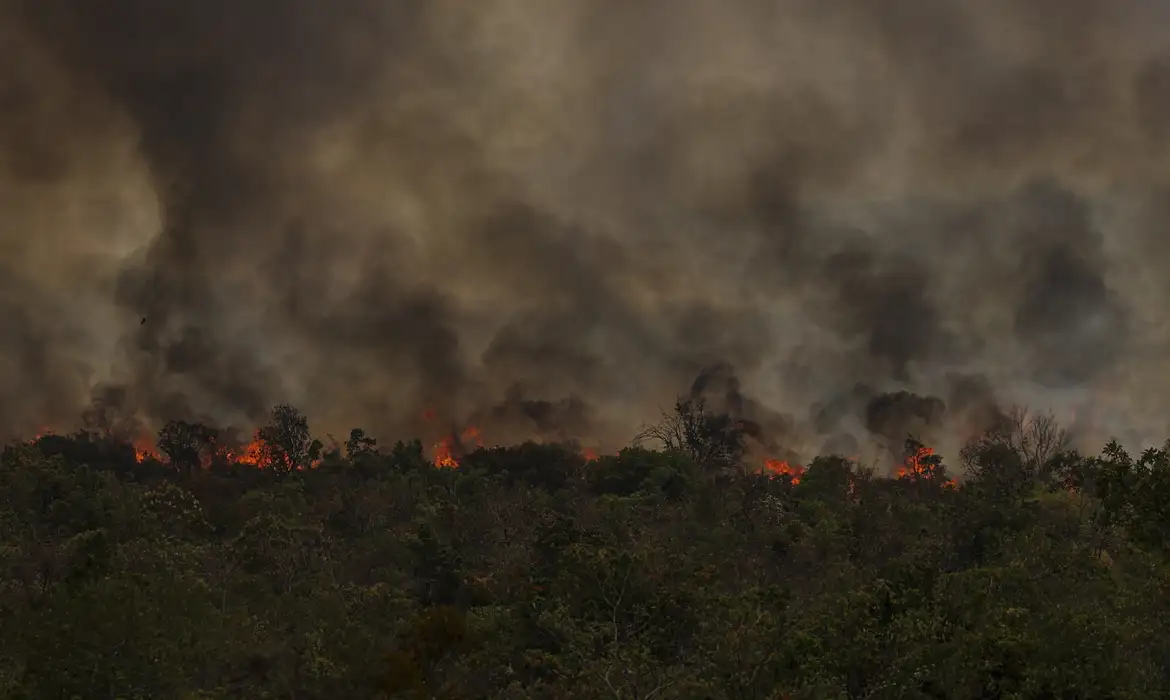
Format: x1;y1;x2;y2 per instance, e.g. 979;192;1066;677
3;0;1169;465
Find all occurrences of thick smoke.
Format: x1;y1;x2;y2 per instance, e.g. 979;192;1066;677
4;0;1170;466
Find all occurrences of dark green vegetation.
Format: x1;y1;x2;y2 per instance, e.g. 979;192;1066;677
3;404;1170;699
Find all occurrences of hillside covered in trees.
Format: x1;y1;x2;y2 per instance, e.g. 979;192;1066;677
3;403;1170;700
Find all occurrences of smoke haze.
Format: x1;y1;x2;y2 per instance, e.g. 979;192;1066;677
4;0;1169;466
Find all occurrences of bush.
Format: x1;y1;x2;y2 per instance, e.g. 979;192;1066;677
587;447;696;499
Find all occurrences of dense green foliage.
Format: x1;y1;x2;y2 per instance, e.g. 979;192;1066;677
3;408;1170;699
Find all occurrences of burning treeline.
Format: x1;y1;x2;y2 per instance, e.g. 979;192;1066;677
15;412;955;492
16;355;1092;486
16;369;1080;493
30;422;276;472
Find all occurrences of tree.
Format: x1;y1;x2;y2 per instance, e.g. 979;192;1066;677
345;428;377;459
6;408;1170;698
257;404;322;474
634;397;746;473
157;420;215;476
587;448;696;500
961;406;1072;490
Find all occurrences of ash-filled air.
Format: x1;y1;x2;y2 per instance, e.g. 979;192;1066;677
3;0;1169;469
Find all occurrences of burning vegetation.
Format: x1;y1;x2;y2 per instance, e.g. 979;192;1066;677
763;459;805;485
6;0;1170;694
22;387;997;493
5;387;1168;699
19;360;1085;494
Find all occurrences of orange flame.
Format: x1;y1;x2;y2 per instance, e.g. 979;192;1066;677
423;408;481;468
896;445;957;488
431;424;484;468
433;435;459;468
134;446;158;463
763;458;805;485
896;445;935;479
228;435;267;467
131;429;325;471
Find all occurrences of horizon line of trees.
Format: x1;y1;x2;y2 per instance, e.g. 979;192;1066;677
17;395;1108;484
4;391;1170;697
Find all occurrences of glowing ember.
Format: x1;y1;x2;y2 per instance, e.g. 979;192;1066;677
581;447;600;461
763;458;805;485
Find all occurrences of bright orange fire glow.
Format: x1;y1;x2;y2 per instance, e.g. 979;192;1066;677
226;435;267;467
430;424;485;468
23;417;952;488
126;429;327;471
134;444;158;463
763;458;805;485
433;435;459;468
896;445;957;488
896;445;935;478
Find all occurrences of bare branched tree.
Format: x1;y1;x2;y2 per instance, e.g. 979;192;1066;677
998;407;1071;467
961;405;1072;485
633;397;745;472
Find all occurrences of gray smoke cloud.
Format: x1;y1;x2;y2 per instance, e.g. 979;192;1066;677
3;0;1170;466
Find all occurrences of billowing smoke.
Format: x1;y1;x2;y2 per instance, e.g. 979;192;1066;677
3;0;1169;466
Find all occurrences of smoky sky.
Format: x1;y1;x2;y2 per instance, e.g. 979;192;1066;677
3;0;1170;462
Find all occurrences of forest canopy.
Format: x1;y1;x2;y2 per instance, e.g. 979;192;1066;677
2;401;1170;699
